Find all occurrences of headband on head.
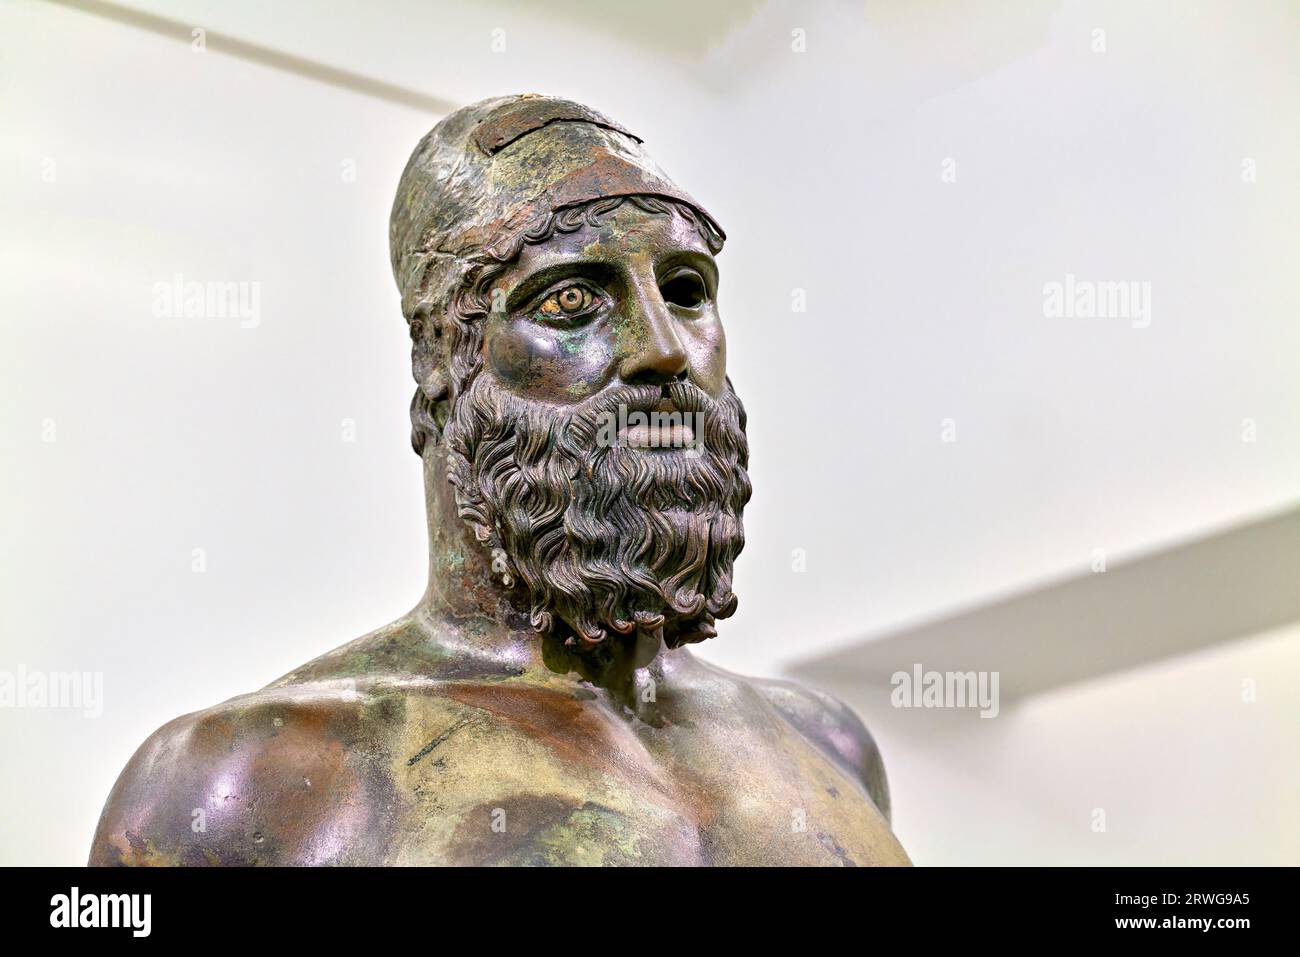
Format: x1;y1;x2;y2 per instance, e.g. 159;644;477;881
390;94;725;321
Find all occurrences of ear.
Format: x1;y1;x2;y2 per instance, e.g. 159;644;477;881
409;312;450;453
410;312;450;403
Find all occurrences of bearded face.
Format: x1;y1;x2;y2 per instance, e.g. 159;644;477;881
446;370;750;648
434;200;751;650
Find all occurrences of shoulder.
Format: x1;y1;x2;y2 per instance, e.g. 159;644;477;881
752;677;892;821
87;676;420;866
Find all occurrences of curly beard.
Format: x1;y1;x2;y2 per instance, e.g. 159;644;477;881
443;372;751;650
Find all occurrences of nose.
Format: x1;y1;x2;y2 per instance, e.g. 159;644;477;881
617;279;689;386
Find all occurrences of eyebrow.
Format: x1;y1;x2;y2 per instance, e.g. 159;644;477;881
655;249;719;294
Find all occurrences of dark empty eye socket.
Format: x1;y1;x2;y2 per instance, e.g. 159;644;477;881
660;273;707;309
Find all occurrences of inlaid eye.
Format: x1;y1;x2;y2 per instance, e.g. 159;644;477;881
537;284;597;321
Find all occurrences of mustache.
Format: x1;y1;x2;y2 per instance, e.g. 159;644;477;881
462;378;722;467
571;379;711;420
557;379;718;459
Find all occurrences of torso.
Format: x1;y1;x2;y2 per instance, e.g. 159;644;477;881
90;619;910;867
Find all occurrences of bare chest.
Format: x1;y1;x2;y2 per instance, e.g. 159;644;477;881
378;696;908;866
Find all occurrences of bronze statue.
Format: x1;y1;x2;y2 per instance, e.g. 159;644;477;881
90;95;911;866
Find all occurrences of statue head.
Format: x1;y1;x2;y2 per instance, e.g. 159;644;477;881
390;94;751;652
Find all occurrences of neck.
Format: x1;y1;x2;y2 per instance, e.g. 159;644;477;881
419;443;525;627
416;444;687;699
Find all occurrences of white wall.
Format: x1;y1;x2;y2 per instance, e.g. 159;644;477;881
2;0;1296;865
821;623;1300;866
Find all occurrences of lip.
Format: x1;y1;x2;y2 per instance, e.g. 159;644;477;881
620;422;696;448
616;400;697;449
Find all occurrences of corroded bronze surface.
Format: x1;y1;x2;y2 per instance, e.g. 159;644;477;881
90;95;911;867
